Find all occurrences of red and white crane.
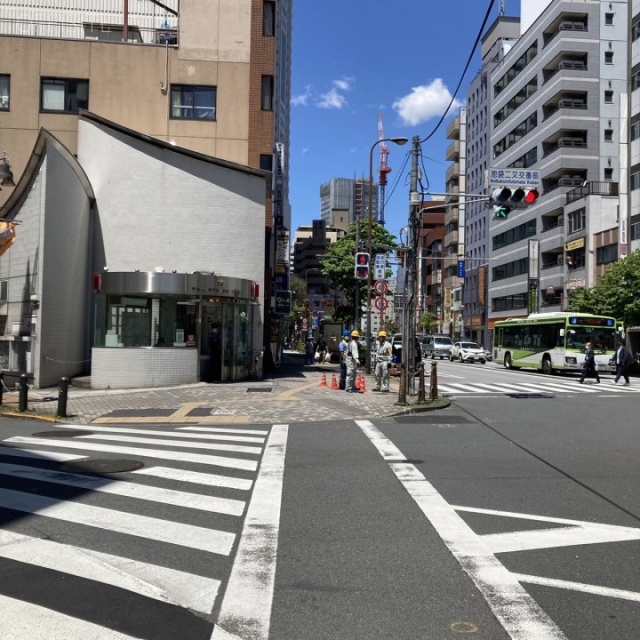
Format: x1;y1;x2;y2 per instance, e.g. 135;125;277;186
377;114;392;226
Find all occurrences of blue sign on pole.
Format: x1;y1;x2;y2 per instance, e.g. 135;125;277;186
457;260;465;278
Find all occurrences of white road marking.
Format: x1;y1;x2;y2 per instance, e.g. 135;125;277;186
73;434;263;455
0;463;246;516
56;424;265;443
356;419;567;640
211;424;288;640
179;426;270;435
0;446;84;462
0;487;235;555
0;594;144;640
513;573;640;603
5;437;258;471
131;466;253;491
0;529;220;614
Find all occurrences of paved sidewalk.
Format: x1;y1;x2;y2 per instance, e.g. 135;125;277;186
0;352;448;425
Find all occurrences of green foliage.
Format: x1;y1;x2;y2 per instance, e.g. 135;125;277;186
569;249;640;327
417;312;439;333
289;274;307;316
384;318;400;335
320;222;397;326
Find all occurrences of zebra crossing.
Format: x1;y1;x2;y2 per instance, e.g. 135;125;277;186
0;422;288;640
437;378;640;396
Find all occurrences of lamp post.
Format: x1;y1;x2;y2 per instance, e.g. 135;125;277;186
366;136;408;374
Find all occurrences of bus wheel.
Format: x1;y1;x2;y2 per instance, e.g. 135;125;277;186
542;356;553;375
504;353;513;369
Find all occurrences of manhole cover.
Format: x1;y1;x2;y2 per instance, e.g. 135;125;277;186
33;430;94;438
246;387;272;393
60;459;144;474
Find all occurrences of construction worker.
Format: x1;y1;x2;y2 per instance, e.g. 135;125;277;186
338;329;350;390
373;330;392;392
345;329;361;393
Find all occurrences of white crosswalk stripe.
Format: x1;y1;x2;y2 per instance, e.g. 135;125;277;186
438;379;639;396
0;422;287;640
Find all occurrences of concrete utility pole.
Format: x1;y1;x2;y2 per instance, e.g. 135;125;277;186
402;135;421;397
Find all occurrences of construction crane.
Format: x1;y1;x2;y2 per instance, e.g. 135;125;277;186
377;114;392;226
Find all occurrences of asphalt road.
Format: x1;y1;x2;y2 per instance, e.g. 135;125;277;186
1;379;639;639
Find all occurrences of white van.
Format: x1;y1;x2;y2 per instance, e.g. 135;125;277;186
422;335;454;359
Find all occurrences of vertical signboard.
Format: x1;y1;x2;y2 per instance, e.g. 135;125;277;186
528;239;540;314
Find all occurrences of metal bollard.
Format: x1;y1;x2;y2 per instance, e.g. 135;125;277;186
0;372;3;406
417;362;426;404
18;373;29;412
57;377;69;418
430;361;438;401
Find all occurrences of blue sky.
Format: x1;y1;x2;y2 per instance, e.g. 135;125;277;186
289;0;521;243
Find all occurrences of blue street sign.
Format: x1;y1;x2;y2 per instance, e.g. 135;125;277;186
457;260;465;278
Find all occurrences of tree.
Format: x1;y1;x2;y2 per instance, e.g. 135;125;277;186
320;222;397;326
569;249;640;327
417;312;439;334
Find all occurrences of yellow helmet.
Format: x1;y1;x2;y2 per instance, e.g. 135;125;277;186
351;330;360;337
378;331;387;338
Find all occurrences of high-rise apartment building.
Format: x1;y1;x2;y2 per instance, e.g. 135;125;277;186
630;1;640;250
486;0;628;327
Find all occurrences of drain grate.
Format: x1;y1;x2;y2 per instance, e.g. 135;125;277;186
60;458;144;474
33;430;94;438
246;387;272;393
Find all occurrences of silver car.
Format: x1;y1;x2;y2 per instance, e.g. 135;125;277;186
449;341;487;363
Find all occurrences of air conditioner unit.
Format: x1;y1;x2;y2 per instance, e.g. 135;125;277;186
557;255;565;265
558;215;564;225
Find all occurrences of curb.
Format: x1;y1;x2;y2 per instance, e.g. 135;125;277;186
388;398;452;417
0;409;61;423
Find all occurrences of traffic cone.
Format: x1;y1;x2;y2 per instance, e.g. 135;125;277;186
320;373;327;387
359;375;367;392
331;375;339;390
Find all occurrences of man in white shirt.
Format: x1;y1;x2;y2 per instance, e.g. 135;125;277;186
373;330;392;392
345;330;361;393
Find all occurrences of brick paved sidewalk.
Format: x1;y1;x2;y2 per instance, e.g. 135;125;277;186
0;352;447;425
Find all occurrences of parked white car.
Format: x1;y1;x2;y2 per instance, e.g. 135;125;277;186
449;341;487;363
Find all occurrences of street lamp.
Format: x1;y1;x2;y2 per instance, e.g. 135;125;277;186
366;136;408;373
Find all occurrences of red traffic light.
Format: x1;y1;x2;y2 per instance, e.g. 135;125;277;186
523;189;539;205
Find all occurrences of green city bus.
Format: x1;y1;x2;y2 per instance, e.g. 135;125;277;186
493;312;622;375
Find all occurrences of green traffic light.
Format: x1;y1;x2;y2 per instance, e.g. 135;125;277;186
493;205;511;219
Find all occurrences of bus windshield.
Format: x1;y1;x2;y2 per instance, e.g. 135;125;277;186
565;326;617;353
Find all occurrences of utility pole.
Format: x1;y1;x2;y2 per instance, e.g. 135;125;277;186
402;135;420;396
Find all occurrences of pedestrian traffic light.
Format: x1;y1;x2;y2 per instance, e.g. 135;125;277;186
354;252;370;280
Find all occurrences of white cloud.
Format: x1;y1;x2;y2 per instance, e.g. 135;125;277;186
318;87;347;109
392;79;462;126
291;85;312;107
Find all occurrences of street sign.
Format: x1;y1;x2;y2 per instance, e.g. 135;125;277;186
274;290;291;315
374;254;386;281
374;296;388;312
457;260;465;278
489;168;540;188
373;280;388;295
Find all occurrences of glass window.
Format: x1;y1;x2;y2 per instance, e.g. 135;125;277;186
260;154;273;171
604;90;614;103
0;280;7;301
263;1;275;36
261;75;274;111
0;342;8;370
605;12;614;25
41;78;89;113
0;75;9;110
235;305;251;367
604;167;613;181
170;85;216;120
604;51;613;64
604;129;613;142
567;208;586;233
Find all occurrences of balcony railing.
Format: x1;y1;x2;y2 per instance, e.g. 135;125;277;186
566;181;619;204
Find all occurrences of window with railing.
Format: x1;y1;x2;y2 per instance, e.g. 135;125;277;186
494;112;538;158
508;146;538;169
492;257;528;282
170;85;216;120
494;78;537;127
631;171;640;191
492;219;537;250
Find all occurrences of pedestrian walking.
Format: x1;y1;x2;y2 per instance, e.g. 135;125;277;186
315;335;328;364
372;330;392;392
612;338;634;386
345;330;361;393
579;341;600;384
338;330;350;390
304;335;315;365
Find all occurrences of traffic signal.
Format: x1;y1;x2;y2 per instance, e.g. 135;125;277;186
491;187;539;219
354;252;370;280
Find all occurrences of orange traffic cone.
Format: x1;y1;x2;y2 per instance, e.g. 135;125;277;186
320;373;327;387
331;375;339;390
359;375;367;392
